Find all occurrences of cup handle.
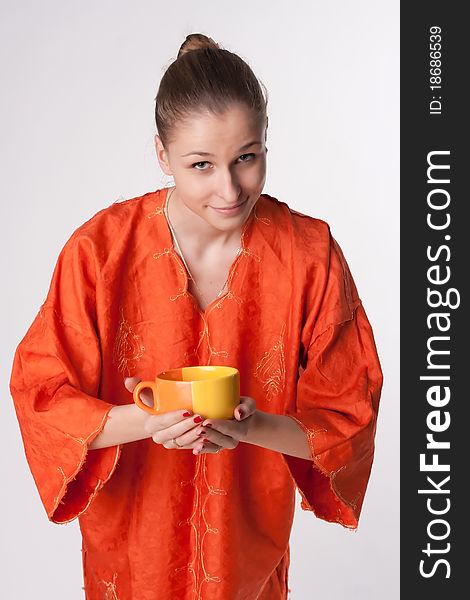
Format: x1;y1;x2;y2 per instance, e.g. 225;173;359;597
133;381;158;413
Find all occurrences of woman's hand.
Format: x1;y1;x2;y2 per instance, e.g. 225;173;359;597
125;377;206;452
125;377;256;455
198;396;257;455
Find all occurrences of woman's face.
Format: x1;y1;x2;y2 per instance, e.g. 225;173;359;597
155;104;268;234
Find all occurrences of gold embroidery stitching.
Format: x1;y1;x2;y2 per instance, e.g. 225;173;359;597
170;289;191;302
51;412;121;521
54;466;67;507
153;248;189;302
239;247;261;262
190;309;229;364
214;289;243;309
285;415;328;462
254;324;287;402
146;206;164;218
254;203;271;226
174;455;227;599
112;308;145;377
153;247;172;260
331;465;361;512
280;418;359;529
64;433;86;445
99;572;119;600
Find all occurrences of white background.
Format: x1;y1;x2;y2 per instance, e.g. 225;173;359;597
0;1;399;598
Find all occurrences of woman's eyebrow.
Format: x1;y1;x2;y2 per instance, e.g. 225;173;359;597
181;141;262;158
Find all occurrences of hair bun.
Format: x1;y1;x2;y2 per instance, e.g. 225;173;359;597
177;33;220;59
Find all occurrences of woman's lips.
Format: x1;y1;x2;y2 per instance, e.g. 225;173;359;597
210;198;248;216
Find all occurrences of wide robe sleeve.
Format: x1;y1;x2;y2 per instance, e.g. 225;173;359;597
9;230;122;525
283;230;383;529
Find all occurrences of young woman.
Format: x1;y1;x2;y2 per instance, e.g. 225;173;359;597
9;33;383;600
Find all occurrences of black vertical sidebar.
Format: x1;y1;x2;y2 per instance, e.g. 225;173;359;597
401;3;467;598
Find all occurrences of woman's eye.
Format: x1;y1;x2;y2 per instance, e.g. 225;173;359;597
191;154;255;171
193;161;209;170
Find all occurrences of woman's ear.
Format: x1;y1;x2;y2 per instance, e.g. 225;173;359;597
154;134;173;176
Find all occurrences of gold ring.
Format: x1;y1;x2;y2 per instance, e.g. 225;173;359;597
172;438;183;449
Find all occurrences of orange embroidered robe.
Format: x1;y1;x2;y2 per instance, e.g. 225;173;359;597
9;187;383;600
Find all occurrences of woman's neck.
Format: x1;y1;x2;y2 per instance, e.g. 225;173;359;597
166;187;244;254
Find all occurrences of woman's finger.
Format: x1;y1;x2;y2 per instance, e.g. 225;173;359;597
160;434;204;451
158;422;215;451
195;440;222;455
199;427;238;450
124;377;154;408
234;396;256;420
148;413;213;450
124;376;140;392
165;422;210;448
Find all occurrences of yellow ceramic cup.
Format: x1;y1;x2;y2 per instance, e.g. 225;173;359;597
133;365;240;420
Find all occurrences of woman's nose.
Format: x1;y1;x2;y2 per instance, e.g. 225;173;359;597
216;172;241;205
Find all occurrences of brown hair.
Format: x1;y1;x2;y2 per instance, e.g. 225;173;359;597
155;33;269;147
